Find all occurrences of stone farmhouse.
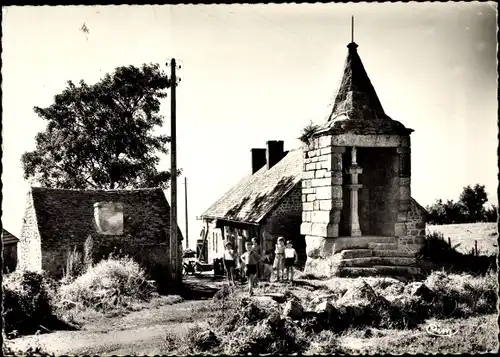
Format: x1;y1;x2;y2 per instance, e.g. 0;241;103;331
2;228;20;273
18;187;183;286
200;40;428;277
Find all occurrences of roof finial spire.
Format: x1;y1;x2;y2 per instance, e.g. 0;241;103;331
351;15;354;43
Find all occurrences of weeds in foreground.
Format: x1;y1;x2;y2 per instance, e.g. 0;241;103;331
162;270;498;355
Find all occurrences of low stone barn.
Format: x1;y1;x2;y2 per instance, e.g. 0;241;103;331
2;228;20;273
18;187;183;286
201;39;429;277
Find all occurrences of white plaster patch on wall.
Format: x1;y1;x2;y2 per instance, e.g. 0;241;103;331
94;202;124;235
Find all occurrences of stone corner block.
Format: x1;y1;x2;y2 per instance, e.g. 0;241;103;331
394;223;407;237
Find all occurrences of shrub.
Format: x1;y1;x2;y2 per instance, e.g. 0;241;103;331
58;255;153;312
3;271;62;335
299;120;320;144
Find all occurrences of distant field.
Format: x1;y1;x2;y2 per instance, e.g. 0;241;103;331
426;223;498;256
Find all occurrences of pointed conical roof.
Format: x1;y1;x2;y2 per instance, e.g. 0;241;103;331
323;42;413;136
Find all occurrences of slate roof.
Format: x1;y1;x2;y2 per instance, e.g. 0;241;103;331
320;42;413;136
201;148;427;224
201;149;303;224
28;187;182;245
2;229;19;245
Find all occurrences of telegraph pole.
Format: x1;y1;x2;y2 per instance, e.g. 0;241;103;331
169;58;180;284
184;177;189;249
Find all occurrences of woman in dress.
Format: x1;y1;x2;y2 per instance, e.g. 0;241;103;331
273;237;286;281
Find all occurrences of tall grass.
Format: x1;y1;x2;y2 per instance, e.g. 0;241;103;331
419;231;497;275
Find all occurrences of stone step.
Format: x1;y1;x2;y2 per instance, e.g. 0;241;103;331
372;250;416;258
339;257;417;268
337;265;421;278
368;243;399;250
373;265;421;276
340;249;373;259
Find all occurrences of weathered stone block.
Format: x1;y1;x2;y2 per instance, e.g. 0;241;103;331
400;136;411;147
305;163;316;171
319;160;332;170
395;223;407;237
331;153;343;171
315;169;327;179
415;222;425;229
311;222;339;237
399;186;411;201
331;146;346;153
302;188;315;194
318;135;332;148
303;171;315;180
332;185;343;199
300;222;313;236
307;194;316;202
331;133;402;147
319;200;332;211
399;177;411;186
312;211;331;224
316;186;332;200
303;202;314;211
311;177;332;187
320;147;332;155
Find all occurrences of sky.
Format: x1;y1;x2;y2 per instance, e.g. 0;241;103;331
1;2;498;249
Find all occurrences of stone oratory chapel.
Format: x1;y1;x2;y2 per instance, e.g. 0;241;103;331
300;39;426;277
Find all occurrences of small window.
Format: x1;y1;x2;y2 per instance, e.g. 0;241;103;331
94;202;124;235
215;233;218;254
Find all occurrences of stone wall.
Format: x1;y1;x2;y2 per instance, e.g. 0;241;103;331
18;190;42;272
261;184;304;258
399;198;427;253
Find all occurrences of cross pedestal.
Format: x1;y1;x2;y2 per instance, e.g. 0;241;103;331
347;147;363;237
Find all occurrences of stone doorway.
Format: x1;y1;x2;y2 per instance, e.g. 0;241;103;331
340;147;399;237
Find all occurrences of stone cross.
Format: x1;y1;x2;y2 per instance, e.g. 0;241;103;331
347;147;363;236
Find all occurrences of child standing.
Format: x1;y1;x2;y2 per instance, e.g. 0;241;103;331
284;240;298;283
223;242;237;286
241;241;262;296
251;237;262;285
273;237;286;281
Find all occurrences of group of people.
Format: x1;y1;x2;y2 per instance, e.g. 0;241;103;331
222;237;298;296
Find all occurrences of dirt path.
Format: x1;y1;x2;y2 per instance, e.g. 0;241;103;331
7;275;226;355
8;299;210;355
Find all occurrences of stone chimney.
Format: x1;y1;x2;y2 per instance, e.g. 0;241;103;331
266;140;284;170
251;148;267;174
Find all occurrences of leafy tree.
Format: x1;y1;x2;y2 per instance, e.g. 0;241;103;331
458;184;488;222
483;204;498;223
426;184;493;225
22;63;180;189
